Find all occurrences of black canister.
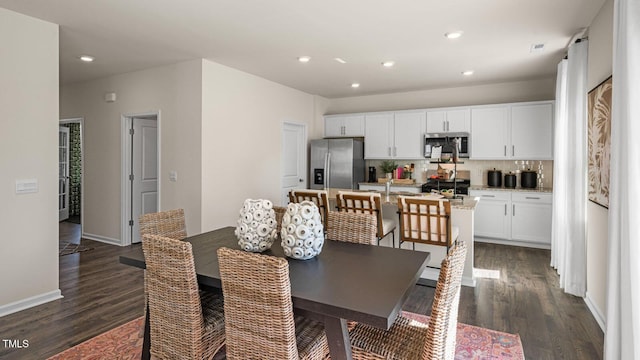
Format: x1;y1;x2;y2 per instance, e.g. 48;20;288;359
504;172;517;188
487;168;502;187
521;170;537;188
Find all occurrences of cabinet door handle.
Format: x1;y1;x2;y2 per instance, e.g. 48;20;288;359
447;121;450;132
443;122;446;132
388;147;391;156
482;195;496;198
504;146;507;156
525;196;540;200
393;147;397;156
512;204;515;216
512;145;515;156
504;204;507;216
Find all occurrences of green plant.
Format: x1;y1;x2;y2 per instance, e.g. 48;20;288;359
379;160;397;174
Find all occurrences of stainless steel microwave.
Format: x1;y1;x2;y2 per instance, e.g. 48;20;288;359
424;132;469;158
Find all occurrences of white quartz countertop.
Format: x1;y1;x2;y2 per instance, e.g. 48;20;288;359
359;182;424;188
469;185;553;193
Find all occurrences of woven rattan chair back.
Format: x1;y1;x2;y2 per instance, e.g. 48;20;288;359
326;211;377;245
335;191;384;240
273;206;287;233
142;234;222;359
217;247;301;359
139;208;187;240
423;240;467;360
288;189;330;227
397;197;453;249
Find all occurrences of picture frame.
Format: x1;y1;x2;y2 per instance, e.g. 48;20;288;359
587;75;612;209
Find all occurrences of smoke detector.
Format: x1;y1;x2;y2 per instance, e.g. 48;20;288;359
530;43;545;53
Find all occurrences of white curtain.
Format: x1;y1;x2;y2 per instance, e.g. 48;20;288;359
550;40;588;297
604;0;640;358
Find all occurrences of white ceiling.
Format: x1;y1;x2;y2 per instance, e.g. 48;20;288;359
0;0;606;98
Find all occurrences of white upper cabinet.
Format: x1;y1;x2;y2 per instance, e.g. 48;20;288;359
364;113;394;159
364;111;425;159
470;101;553;160
510;103;553;159
426;108;470;133
324;114;365;137
470;106;510;159
393;111;426;158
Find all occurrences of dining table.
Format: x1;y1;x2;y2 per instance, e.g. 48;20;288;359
119;226;430;360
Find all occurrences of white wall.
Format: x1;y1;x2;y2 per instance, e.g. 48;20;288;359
326;78;555;114
0;9;60;310
200;60;321;231
60;60;204;240
585;0;613;326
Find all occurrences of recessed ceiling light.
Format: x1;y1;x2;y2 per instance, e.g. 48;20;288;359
382;61;395;68
462;70;474;76
297;56;311;63
351;83;360;88
445;31;463;39
334;57;347;64
79;55;95;62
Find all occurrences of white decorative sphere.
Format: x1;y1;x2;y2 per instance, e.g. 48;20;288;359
235;199;277;252
281;201;324;260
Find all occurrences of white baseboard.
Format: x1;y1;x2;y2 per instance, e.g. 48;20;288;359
474;237;551;250
0;290;63;317
82;232;122;246
584;291;605;332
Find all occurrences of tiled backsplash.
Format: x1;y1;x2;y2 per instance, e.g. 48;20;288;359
366;159;554;188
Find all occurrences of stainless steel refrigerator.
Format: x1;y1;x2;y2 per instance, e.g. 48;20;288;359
310;138;365;190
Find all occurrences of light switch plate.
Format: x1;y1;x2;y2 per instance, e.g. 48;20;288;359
16;179;38;194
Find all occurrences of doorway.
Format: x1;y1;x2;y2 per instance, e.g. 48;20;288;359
121;112;160;245
281;122;307;206
59;118;84;226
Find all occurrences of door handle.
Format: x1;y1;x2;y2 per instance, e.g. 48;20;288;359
504;204;507;216
504;146;507;156
512;145;515;156
512;204;515;216
299;179;304;182
525;196;540;200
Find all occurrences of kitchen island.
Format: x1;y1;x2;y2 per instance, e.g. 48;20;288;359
327;189;478;287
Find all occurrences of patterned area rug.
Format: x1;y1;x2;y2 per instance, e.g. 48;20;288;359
48;312;524;359
402;311;525;359
59;241;93;256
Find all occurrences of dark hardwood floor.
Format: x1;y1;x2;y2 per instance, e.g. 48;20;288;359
1;222;603;359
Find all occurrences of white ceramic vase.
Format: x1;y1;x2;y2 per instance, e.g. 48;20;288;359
280;201;324;260
235;199;278;252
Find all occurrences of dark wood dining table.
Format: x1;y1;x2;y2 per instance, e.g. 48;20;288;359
119;226;430;360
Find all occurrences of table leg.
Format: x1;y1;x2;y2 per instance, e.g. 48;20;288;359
323;316;352;360
141;303;150;360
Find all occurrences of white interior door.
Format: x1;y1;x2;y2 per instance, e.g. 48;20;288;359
58;126;70;221
131;118;158;243
281;123;306;206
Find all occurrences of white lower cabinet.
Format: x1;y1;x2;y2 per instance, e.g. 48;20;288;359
358;183;422;194
469;190;552;247
510;192;553;244
470;191;510;239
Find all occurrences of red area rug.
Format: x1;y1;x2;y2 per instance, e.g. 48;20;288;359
48;312;524;359
402;311;525;360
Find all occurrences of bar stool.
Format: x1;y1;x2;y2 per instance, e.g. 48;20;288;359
335;191;396;247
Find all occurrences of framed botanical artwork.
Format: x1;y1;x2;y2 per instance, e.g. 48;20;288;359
587;75;612;208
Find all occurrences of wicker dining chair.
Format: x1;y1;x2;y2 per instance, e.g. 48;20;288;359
142;234;226;360
326;211;377;245
349;240;467;360
336;191;396;247
273;205;287;234
396;197;459;252
288;189;330;228
139;208;187;240
217;247;330;360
